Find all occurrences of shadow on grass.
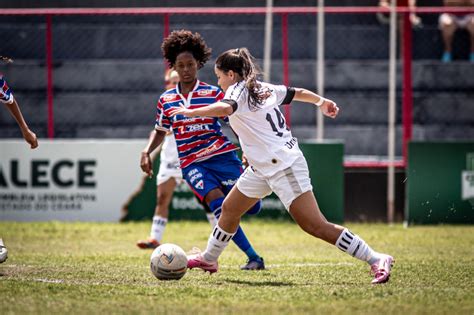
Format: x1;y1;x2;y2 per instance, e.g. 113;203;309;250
225;279;295;287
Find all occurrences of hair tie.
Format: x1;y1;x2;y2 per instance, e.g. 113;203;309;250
234;48;240;54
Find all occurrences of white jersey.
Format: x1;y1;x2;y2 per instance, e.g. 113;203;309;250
224;81;301;177
160;132;180;165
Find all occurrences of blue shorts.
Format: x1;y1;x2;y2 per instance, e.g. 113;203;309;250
182;151;243;201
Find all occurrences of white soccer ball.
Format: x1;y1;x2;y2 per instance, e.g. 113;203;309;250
150;243;188;280
0;239;7;264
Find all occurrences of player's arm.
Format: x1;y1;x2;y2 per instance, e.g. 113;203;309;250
292;87;339;119
4;98;38;148
140;129;166;178
169;101;234;118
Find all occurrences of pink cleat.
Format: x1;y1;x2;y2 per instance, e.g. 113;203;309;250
187;253;218;274
370;255;394;284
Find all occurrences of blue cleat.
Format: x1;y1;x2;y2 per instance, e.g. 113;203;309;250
240;257;265;270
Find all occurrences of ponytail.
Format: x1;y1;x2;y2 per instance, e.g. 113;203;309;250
216;48;264;111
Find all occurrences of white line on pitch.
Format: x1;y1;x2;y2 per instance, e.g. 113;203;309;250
220;262;356;268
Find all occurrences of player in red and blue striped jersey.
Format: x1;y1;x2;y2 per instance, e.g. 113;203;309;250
140;30;264;270
1;57;38;264
1;56;38;149
156;81;237;169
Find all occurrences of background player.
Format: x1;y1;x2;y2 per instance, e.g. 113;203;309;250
1;56;38;149
171;47;394;284
140;31;264;270
136;69;217;249
0;56;38;264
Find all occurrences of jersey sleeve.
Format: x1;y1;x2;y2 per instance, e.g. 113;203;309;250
223;82;247;114
273;84;295;105
154;99;171;131
215;89;231;123
215;89;225;102
0;76;14;104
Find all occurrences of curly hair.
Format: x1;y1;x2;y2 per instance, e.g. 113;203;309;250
161;30;211;69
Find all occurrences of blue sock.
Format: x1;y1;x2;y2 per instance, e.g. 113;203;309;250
442;51;452;63
209;197;261;261
246;200;262;215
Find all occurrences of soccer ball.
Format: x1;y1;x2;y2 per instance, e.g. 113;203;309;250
150;243;188;280
0;239;7;264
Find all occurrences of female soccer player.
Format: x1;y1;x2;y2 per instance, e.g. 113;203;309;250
140;31;264;270
1;57;38;149
170;48;394;284
136;69;217;249
1;57;38;263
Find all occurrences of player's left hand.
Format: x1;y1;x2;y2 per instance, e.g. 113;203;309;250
320;100;339;119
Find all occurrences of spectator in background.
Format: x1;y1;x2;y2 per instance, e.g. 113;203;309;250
1;56;38;149
377;0;422;28
439;0;474;62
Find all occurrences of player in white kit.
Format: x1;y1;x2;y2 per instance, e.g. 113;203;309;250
170;48;394;284
136;70;216;249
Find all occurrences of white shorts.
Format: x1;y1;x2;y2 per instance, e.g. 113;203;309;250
439;13;474;29
236;154;313;210
156;159;182;186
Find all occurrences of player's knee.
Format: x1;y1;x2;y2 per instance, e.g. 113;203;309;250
439;13;454;28
221;200;239;219
246;200;262;215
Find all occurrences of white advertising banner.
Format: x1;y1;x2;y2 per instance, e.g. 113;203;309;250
0;140;146;222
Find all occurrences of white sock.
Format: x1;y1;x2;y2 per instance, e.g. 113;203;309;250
335;228;382;265
206;213;217;227
203;224;235;262
150;215;167;242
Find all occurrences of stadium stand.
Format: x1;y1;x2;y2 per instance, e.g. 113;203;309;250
0;0;473;157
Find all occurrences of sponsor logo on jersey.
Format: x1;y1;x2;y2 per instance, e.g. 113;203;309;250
197;89;212;96
221;179;237;186
187;124;210;132
195;179;204;190
187;168;199;177
190;173;203;183
285;137;298;149
195;144;219;158
163;94;177;102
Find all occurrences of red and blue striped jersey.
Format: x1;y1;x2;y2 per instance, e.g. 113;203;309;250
0;75;14;104
155;80;238;168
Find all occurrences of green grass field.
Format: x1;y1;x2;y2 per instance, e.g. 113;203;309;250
1;220;473;314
